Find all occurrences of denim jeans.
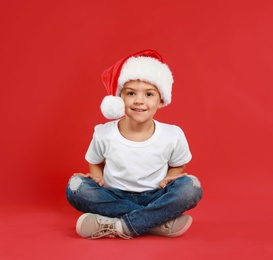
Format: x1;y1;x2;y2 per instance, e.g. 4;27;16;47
66;175;202;237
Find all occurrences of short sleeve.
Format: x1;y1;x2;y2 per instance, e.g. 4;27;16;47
168;127;192;167
85;125;105;164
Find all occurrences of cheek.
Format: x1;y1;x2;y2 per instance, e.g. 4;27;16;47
120;93;127;102
122;97;132;107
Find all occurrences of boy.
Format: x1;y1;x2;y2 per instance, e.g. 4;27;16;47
66;50;202;239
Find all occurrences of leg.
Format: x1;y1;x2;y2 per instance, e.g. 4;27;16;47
121;175;203;236
66;175;142;217
69;175;202;239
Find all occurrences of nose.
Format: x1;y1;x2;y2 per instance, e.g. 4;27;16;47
134;100;144;105
134;94;144;105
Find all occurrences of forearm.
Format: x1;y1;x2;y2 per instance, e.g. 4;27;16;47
88;162;104;178
165;165;186;177
159;165;187;188
85;162;105;186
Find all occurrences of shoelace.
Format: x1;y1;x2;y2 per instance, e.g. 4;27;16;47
90;219;132;239
162;223;169;230
162;220;173;230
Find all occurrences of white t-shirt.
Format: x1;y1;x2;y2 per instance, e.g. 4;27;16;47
85;120;192;192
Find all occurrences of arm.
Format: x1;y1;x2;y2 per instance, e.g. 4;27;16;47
73;162;105;186
159;165;187;188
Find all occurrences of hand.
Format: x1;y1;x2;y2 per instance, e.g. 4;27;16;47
159;173;188;188
73;173;105;187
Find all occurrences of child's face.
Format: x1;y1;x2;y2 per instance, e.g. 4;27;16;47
120;80;163;122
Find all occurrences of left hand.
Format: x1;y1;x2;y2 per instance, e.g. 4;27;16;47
73;172;105;187
159;173;188;188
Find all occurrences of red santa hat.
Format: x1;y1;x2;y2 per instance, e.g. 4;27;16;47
100;50;174;119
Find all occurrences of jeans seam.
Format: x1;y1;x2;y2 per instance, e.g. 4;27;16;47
122;214;139;237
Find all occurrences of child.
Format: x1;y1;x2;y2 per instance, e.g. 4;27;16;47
66;50;202;239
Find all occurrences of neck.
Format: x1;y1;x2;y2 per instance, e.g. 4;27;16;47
118;118;155;141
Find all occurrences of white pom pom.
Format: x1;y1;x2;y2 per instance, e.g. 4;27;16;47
100;95;125;119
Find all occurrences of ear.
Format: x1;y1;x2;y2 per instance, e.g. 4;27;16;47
158;99;164;109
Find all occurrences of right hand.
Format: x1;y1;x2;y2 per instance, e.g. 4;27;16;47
73;173;105;187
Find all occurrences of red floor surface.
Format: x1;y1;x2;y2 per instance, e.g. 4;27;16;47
1;174;272;260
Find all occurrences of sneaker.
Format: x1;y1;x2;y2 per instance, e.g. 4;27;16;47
147;215;193;237
76;213;132;239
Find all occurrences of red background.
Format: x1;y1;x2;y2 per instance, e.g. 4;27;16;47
1;0;272;259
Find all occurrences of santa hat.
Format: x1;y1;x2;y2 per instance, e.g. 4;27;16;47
100;50;174;119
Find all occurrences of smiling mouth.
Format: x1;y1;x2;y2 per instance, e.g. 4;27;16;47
131;108;147;112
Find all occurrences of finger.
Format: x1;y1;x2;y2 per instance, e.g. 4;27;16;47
73;173;85;176
159;179;168;188
98;179;105;186
179;173;188;177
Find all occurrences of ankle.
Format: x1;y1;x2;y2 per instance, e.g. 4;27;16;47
115;220;123;233
117;219;132;236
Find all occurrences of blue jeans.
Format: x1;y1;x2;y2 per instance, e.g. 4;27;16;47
66;175;202;237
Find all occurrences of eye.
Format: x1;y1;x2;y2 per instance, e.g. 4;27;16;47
127;91;135;96
146;92;153;97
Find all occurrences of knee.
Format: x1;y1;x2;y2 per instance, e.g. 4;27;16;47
175;175;203;203
186;175;203;202
66;176;91;209
66;176;85;205
66;175;98;198
67;175;84;192
187;175;201;189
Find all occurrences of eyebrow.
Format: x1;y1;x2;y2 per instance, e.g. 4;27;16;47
124;87;157;91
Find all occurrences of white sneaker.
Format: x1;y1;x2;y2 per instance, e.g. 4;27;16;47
147;215;193;237
76;213;132;239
